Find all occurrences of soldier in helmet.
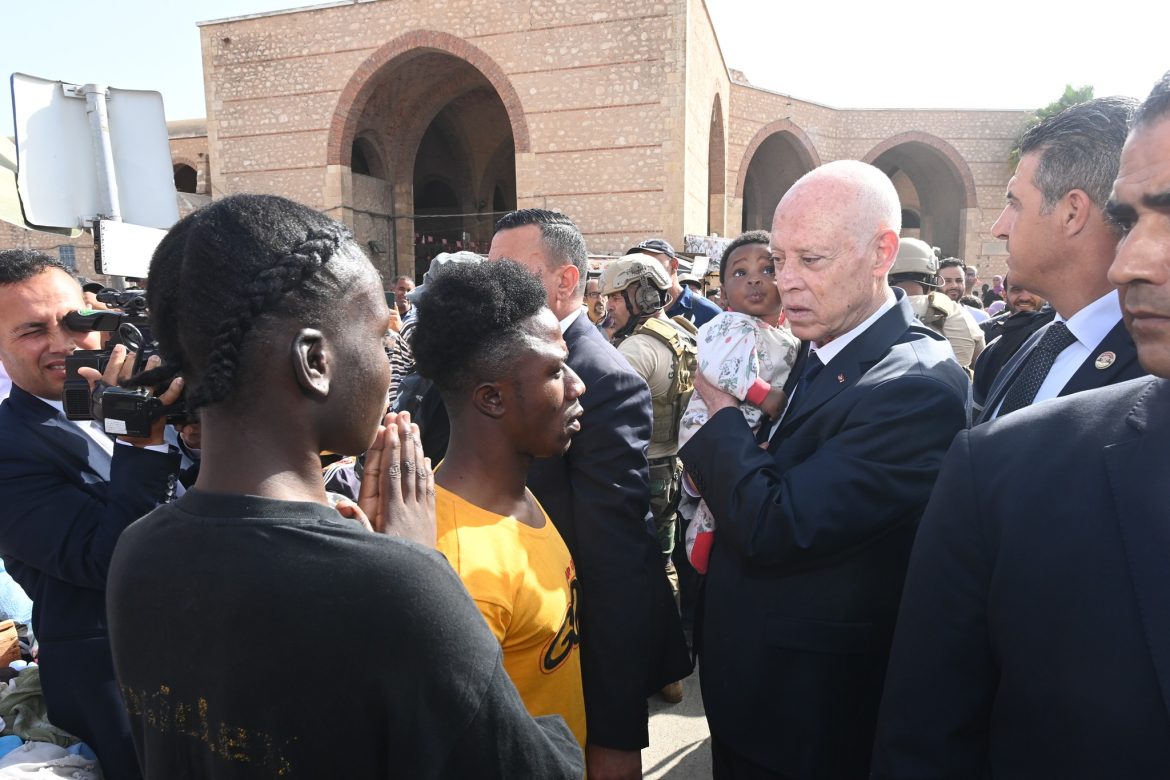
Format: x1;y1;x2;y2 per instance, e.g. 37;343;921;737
599;254;697;704
888;238;985;376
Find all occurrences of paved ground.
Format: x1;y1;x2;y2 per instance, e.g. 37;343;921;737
641;663;711;779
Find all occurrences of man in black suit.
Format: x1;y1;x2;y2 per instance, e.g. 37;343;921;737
488;210;691;780
874;71;1170;777
972;275;1054;408
0;251;181;779
979;97;1147;422
680;161;969;778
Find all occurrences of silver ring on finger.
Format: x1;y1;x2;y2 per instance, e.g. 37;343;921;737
402;460;416;474
387;464;401;477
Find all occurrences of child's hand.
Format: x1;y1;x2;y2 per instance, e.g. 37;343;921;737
759;386;788;419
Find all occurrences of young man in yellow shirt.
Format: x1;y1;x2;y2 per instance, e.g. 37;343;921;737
412;259;588;748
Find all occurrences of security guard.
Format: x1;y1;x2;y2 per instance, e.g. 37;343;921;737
889;238;985;376
599;254;696;703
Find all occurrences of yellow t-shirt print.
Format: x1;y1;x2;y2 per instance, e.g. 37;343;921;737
435;486;587;748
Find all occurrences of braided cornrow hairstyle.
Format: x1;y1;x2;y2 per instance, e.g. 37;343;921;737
125;214;196;390
144;194;361;411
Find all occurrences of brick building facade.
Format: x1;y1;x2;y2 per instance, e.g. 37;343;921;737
3;0;1030;284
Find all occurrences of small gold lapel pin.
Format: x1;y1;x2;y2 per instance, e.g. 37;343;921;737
1094;351;1116;370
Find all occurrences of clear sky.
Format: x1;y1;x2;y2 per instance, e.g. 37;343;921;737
3;0;1166;138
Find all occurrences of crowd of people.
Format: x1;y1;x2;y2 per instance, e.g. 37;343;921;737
0;70;1166;780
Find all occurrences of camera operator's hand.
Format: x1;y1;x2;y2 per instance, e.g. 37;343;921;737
358;412;435;547
177;422;202;451
77;348;184;448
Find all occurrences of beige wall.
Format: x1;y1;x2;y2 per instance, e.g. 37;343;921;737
681;0;732;240
4;1;1032;283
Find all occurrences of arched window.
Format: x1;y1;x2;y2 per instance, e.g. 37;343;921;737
351;137;385;179
173;164;197;194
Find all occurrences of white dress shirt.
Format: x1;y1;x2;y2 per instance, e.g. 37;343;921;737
769;288;898;437
1031;290;1122;404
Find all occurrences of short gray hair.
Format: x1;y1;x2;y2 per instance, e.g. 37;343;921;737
1020;96;1137;211
1134;71;1170;130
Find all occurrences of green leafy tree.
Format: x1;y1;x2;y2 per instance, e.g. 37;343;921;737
1009;84;1095;168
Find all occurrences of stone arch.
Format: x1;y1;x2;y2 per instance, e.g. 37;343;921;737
327;30;530;167
861;132;977;208
326;31;525;279
862;131;978;257
735;119;821;232
734;119;822;201
708;92;726;236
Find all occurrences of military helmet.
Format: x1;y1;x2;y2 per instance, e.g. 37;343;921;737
599;254;672;313
889;237;940;289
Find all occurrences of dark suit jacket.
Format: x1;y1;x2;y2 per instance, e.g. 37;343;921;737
679;293;969;778
0;386;179;779
972;307;1055;408
875;376;1170;778
528;312;692;750
977;316;1146;423
678;294;968;780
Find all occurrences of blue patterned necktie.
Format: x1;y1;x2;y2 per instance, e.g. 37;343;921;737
997;321;1077;417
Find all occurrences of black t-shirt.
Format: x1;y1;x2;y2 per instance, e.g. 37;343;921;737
107;490;582;779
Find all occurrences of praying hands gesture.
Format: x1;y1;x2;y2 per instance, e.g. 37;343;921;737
355;411;436;547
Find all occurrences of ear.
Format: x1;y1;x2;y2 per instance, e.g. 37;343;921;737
471;380;508;420
557;263;581;302
1061;189;1094;236
873;229;900;278
291;328;329;399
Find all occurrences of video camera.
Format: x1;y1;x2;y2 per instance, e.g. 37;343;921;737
62;287;188;437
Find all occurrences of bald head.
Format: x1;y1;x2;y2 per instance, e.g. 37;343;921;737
782;160;902;244
770;161;902;345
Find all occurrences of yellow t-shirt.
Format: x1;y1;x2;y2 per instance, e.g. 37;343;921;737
435;486;586;748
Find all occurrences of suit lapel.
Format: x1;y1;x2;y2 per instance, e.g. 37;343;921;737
977;322;1049;423
1108;379;1170;722
773;294;916;443
1062;319;1141;395
8;386;111;484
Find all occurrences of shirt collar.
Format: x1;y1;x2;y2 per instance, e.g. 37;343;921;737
559;306;584;333
38;396;115;455
809;287;898;366
1054;289;1121;350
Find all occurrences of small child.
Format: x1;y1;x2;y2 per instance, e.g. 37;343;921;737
679;231;799;573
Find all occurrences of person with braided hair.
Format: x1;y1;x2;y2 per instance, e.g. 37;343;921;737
106;194;583;779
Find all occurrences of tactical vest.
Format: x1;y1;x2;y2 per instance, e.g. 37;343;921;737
634;316;698;445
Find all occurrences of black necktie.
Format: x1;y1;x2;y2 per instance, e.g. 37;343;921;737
757;352;823;444
997;321;1077;417
789;352;824;414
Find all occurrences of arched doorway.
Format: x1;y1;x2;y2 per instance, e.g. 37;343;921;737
863;133;978;259
736;121;819;233
173;164;197;194
329;33;528;279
